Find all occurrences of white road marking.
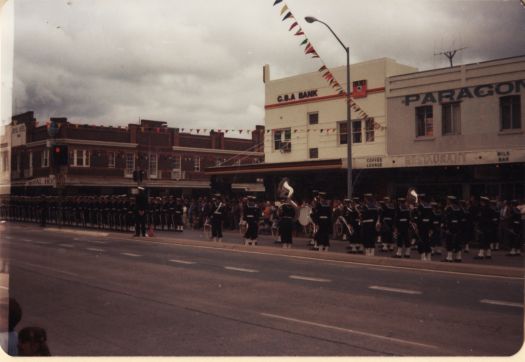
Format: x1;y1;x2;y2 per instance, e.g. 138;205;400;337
261;313;439;350
289;275;331;283
21;238;34;242
34;241;50;245
169;259;196;265
121;252;141;257
369;285;422;295
86;248;105;252
224;266;258;273
480;299;523;308
58;243;74;248
86;240;106;244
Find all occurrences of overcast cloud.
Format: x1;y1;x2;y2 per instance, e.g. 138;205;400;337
11;0;525;131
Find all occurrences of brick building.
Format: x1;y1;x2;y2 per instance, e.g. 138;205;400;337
6;111;264;196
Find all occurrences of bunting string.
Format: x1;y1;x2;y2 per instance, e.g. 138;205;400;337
273;1;375;126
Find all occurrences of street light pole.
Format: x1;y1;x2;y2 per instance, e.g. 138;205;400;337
305;16;352;199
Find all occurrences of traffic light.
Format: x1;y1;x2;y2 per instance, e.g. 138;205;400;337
51;145;68;166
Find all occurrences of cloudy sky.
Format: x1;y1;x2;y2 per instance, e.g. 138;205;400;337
11;0;525;132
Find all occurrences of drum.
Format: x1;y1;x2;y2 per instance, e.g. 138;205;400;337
203;217;212;239
239;220;248;236
298;205;312;227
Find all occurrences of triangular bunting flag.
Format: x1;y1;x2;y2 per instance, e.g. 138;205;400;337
273;0;283;6
300;38;308;46
318;65;327;72
282;12;293;21
295;29;304;36
280;4;289;15
289;22;298;31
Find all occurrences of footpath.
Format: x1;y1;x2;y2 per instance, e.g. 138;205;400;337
35;223;524;279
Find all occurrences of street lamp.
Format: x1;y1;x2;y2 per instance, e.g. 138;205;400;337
305;16;352;199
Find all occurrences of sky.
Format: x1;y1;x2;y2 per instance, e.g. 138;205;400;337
10;0;525;133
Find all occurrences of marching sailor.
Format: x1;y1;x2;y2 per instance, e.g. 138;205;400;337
174;197;184;232
278;196;296;249
417;194;433;261
393;197;411;258
361;193;379;256
380;197;395;252
311;192;332;251
475;196;493;260
443;196;463;262
430;201;443;256
243;196;260;246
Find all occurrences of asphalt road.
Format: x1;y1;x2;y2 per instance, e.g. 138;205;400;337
1;223;523;356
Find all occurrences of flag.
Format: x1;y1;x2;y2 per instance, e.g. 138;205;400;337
280;4;289;15
300;38;308;46
282;12;293;21
273;0;283;6
318;65;327;72
295;29;304;36
289;22;298;31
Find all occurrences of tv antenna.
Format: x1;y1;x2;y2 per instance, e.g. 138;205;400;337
434;47;467;68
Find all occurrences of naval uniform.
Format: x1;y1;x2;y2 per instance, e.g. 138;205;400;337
311;202;332;250
279;202;295;246
243;202;261;243
209;201;225;240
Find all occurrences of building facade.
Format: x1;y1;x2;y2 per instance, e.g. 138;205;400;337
383;55;525;199
7;112;264;196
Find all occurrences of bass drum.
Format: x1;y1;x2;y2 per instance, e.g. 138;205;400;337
298;205;312;227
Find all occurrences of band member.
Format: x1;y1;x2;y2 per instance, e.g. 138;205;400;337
278;197;296;248
443;196;463;262
393;197;411;258
380;197;395;252
459;200;473;254
243;196;260;246
417;194;433;261
475;196;493;260
361;193;379;256
134;187;148;237
340;199;354;243
311;192;332;251
209;194;225;242
490;200;500;251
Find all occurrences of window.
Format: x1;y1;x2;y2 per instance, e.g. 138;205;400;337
352;120;362;143
1;151;8;172
365;118;375;142
416;105;433;137
172;155;181;170
308;112;319;125
338;122;348;145
500;95;521;130
273;128;291;151
149;153;158;179
309;148;319;159
72;150;90;167
41;149;49;168
442;103;461;135
125;153;135;177
108;151;116;168
28;152;33;177
194;156;201;172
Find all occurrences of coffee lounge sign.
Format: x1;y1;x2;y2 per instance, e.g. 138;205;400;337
277;89;318;103
403;79;525;106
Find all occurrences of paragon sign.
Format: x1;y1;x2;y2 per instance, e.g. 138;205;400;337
277;89;318;103
403;79;525;106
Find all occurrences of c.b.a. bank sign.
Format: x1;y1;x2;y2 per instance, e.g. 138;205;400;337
403;79;525;106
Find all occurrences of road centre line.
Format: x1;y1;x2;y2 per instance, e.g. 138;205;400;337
58;243;74;248
169;259;196;265
21;238;34;242
260;313;439;350
14;261;80;277
369;285;422;295
480;299;523;308
289;275;331;283
86;248;105;252
224;266;258;273
34;241;50;245
121;252;141;257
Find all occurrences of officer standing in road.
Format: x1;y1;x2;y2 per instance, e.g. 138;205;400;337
243;196;260;246
380;197;395;252
417;194;433;261
134;187;148;237
209;194;225;242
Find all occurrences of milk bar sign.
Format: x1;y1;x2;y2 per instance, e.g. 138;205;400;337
403;79;525;106
277;89;318;103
